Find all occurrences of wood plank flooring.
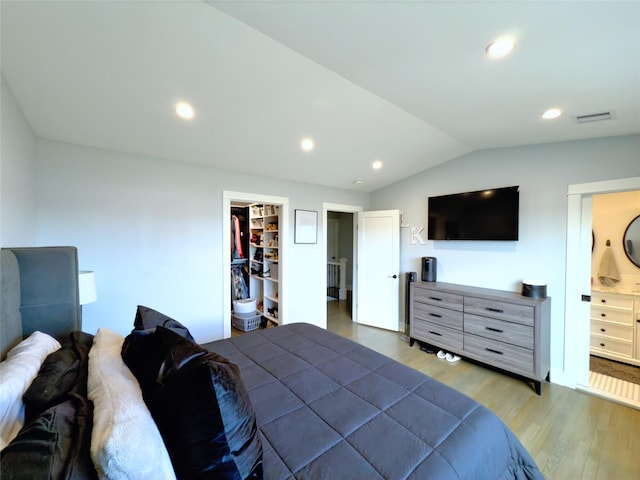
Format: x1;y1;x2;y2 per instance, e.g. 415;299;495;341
327;300;640;480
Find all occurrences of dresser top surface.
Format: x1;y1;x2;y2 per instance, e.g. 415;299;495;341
413;281;550;306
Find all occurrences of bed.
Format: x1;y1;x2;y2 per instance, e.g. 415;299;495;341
1;247;543;479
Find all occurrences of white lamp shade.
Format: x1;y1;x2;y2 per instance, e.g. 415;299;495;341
79;270;97;305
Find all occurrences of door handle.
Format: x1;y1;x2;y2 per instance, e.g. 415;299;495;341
388;274;398;279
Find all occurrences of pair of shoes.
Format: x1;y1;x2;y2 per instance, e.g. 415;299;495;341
436;350;461;363
445;353;461;363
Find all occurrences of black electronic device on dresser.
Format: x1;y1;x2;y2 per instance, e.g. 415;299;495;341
409;281;551;395
421;257;437;282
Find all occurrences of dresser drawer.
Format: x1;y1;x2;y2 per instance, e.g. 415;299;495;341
411;319;463;352
591;292;634;310
464;313;533;350
590;335;633;357
413;302;463;330
463;334;534;377
590;305;634;326
413;287;463;312
590;319;634;342
464;297;534;326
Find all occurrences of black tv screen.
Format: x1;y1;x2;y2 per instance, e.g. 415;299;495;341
428;186;519;240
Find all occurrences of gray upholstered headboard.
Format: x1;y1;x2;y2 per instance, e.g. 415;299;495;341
0;247;81;359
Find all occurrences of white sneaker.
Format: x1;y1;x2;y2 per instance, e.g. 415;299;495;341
437;350;447;359
445;353;461;363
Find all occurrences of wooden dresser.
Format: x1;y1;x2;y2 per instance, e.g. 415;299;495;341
410;281;551;394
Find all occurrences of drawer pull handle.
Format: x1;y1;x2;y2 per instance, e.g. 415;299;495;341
485;307;504;313
486;327;504;333
428;330;442;336
600;328;606;332
601;299;606;303
429;297;443;302
486;348;504;355
601;313;606;317
429;313;442;318
600;343;605;347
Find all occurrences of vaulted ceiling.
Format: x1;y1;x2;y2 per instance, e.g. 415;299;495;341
2;1;638;192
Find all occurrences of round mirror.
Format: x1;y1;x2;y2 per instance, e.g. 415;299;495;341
622;214;640;268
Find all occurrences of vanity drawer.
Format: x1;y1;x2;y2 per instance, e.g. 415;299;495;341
590;320;634;342
463;334;534;377
464;313;533;350
411;318;463;352
464;297;534;326
413;287;463;312
591;292;634;310
590;305;634;326
413;302;463;330
590;335;633;357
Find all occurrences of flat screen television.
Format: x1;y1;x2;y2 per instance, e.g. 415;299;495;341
428;186;519;240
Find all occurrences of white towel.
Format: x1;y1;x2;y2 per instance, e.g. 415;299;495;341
598;248;620;287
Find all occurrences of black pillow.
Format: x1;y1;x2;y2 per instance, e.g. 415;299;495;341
123;326;262;480
133;305;195;341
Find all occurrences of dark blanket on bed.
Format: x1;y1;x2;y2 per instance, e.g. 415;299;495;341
204;323;543;480
1;332;97;480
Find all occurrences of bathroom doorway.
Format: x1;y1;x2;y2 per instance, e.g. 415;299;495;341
564;177;640;409
588;190;640;406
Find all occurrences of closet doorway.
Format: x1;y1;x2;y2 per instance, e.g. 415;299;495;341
222;191;289;339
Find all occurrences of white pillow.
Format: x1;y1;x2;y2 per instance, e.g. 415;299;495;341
87;328;176;480
0;331;61;450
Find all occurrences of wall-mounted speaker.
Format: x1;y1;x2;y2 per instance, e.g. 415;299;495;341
421;257;437;282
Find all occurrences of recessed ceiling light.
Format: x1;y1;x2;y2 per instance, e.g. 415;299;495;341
301;138;315;152
372;160;383;170
353;180;364;185
485;37;517;58
175;102;194;120
542;108;563;120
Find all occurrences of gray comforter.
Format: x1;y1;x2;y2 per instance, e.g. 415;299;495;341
204;323;543;480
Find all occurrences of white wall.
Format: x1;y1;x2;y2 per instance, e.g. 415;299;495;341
33;139;369;342
370;134;640;379
1;75;37;246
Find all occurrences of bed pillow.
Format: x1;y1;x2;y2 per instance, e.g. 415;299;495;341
0;331;61;450
87;328;176;480
133;305;195;340
125;326;262;479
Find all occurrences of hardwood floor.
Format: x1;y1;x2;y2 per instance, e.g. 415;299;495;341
327;300;640;480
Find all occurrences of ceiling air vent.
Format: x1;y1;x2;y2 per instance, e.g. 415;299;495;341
574;111;612;124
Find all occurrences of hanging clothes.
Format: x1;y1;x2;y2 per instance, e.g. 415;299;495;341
231;215;244;259
231;265;249;300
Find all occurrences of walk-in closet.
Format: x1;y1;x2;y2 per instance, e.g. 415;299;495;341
230;202;281;334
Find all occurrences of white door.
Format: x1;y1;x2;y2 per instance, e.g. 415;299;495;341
356;210;400;331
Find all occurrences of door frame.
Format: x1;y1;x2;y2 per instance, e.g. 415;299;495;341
564;177;640;390
223;191;289;338
322;203;363;328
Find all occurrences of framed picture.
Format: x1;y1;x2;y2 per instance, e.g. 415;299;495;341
295;209;318;244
